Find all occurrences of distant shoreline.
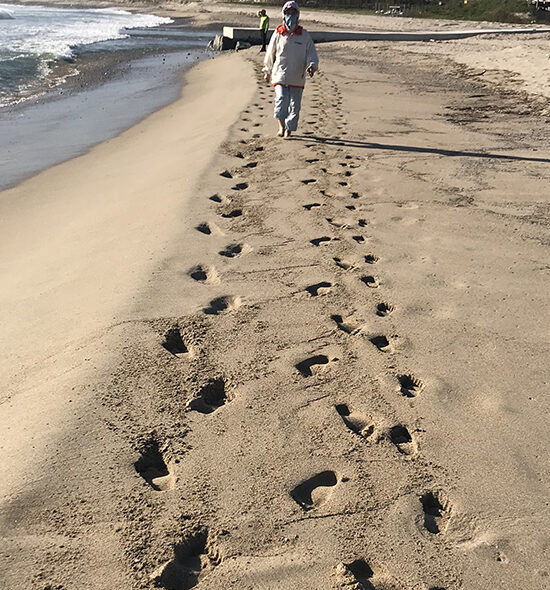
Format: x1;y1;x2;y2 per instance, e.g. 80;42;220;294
0;13;212;190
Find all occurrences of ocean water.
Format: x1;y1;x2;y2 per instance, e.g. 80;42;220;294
0;4;215;189
0;3;177;106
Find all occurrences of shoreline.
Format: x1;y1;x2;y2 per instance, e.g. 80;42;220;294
0;15;213;191
0;47;256;497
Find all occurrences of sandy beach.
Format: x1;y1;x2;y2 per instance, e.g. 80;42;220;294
1;4;549;589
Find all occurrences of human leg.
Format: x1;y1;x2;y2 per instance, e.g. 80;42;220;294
284;87;304;135
274;85;290;137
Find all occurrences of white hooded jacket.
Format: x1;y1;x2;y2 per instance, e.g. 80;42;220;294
263;25;319;88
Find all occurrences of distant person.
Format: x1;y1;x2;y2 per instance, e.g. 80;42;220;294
262;1;318;138
257;9;269;52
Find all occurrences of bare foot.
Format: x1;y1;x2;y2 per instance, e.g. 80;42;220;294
284;130;292;139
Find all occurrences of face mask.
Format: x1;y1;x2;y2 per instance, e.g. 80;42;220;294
284;13;298;30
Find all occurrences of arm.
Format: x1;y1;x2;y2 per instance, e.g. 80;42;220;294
262;31;277;81
305;35;319;76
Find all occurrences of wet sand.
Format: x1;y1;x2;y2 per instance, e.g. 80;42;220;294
1;7;549;590
0;18;211;190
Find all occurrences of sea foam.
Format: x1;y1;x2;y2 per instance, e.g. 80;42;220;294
0;3;173;106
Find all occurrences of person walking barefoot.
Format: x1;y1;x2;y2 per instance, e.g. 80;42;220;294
262;1;318;138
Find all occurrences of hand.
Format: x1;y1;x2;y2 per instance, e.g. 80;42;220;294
264;73;271;84
306;64;316;78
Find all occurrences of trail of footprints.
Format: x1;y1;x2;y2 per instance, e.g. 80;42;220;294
131;130;263;588
131;65;453;590
295;73;453;587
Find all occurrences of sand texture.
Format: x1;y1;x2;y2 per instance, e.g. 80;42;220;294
1;17;550;590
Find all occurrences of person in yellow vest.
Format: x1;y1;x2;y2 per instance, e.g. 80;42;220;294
257;9;270;53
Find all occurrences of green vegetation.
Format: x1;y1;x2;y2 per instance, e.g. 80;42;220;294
406;0;531;23
225;0;538;23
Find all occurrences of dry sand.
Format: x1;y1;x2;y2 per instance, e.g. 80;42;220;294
1;7;550;590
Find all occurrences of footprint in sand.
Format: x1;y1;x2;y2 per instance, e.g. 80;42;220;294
337;559;405;590
219;170;232;179
388;425;417;456
420;491;453;534
310;236;339;247
187;378;231;414
219;243;251;258
306;158;320;163
303;202;321;211
365;254;379;264
188;265;219;284
346;205;356;211
291;471;339;510
398;374;424;397
352;235;365;243
361;275;379;288
242;161;257;169
196;221;223;236
134;438;175;491
209;194;230;204
335;404;374;438
377;302;394;317
337;560;374;589
151;527;219;590
334;257;355;271
351;192;360;200
295;354;336;377
326;217;349;229
232;182;248;191
301;178;317;185
331;314;362;335
358;218;368;226
220;208;243;219
162;326;192;358
369;335;394;353
305;281;332;296
203;295;241;315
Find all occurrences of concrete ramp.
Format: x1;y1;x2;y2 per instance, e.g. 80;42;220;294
223;26;550;44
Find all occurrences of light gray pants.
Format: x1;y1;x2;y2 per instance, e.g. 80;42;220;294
274;85;304;132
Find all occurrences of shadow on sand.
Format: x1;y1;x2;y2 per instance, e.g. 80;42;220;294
294;135;550;164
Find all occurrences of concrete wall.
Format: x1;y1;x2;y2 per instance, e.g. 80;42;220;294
223;26;550;44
